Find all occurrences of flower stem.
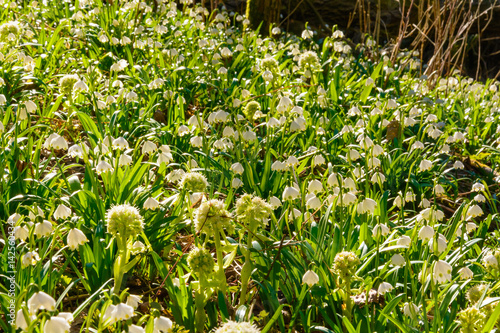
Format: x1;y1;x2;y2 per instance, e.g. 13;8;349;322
239;233;253;305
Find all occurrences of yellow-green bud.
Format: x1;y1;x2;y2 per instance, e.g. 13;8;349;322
195;199;233;235
59;74;79;95
180;172;208;193
187;247;215;278
106;204;144;238
235;194;272;231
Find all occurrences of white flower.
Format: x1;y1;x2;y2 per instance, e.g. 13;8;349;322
357;198;377;214
144;197;160;210
433;260;452;283
327;173;339;187
54;204;71;219
269;196;282;209
471;183;485;192
283;187;300;201
190;136;203;147
348;149;361;161
22;251;40;267
56;312;73;323
67;229;88;250
112;137;129;150
466;204;483;219
15;309;34;330
453;161;464;169
377;282;393;295
153;316;173;333
403;302;419;319
418;225;434;242
391;254;405;267
397;235;411;247
131;240;146;254
313;154;325;166
230;163;244;175
24;100;37;112
73;80;89;92
96;160;113;174
142;141;157;155
14;226;29;241
43;317;70;333
306;195;322;210
483;253;498;269
28;291;56;314
458;267;473;279
231;178;243;188
372;224;390;238
119;154;133;166
129;325;146;333
302;270;319;287
308;180;323;194
50;135;68;150
419;159;432;172
110;303;134;321
428;234;447;254
35;220;52;237
126;295;142;309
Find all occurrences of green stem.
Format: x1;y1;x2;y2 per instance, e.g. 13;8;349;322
112;235;128;295
194;280;206;333
214;230;227;293
239;232;253;305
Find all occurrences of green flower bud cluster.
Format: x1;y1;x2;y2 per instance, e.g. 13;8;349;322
235;194;272;231
180;172;208;193
243;101;260;121
215;320;261;333
260;57;279;73
333;251;360;282
195;199;233;235
59;74;79;95
106;204;144;238
298;51;320;71
187;247;215;278
466;284;487;304
457;307;485;333
463;284;500;330
0;21;22;42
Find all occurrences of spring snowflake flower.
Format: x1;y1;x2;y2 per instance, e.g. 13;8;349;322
67;228;88;250
433;260;452;283
471;183;485;192
180;172;208;192
43;316;70;333
54;204;71;219
35;220;52;237
483;251;499;270
397;235;411;247
195;200;233;235
144;197;160;210
458;267;474;280
419;159;432;172
283;186;300;201
22;251;40;267
391;254;405;267
28;291;56;314
418;225;434;242
14;226;29;241
372;224;390;238
126;295;142;309
106;204;144;238
153;316;173;333
403;302;420;319
302;270;319;287
129;325;146;333
377;282;393;295
466;204;483;219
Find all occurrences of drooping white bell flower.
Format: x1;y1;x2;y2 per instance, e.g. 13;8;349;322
433;260;452;283
67;229;88;250
28;291;56;314
302;270;319;287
